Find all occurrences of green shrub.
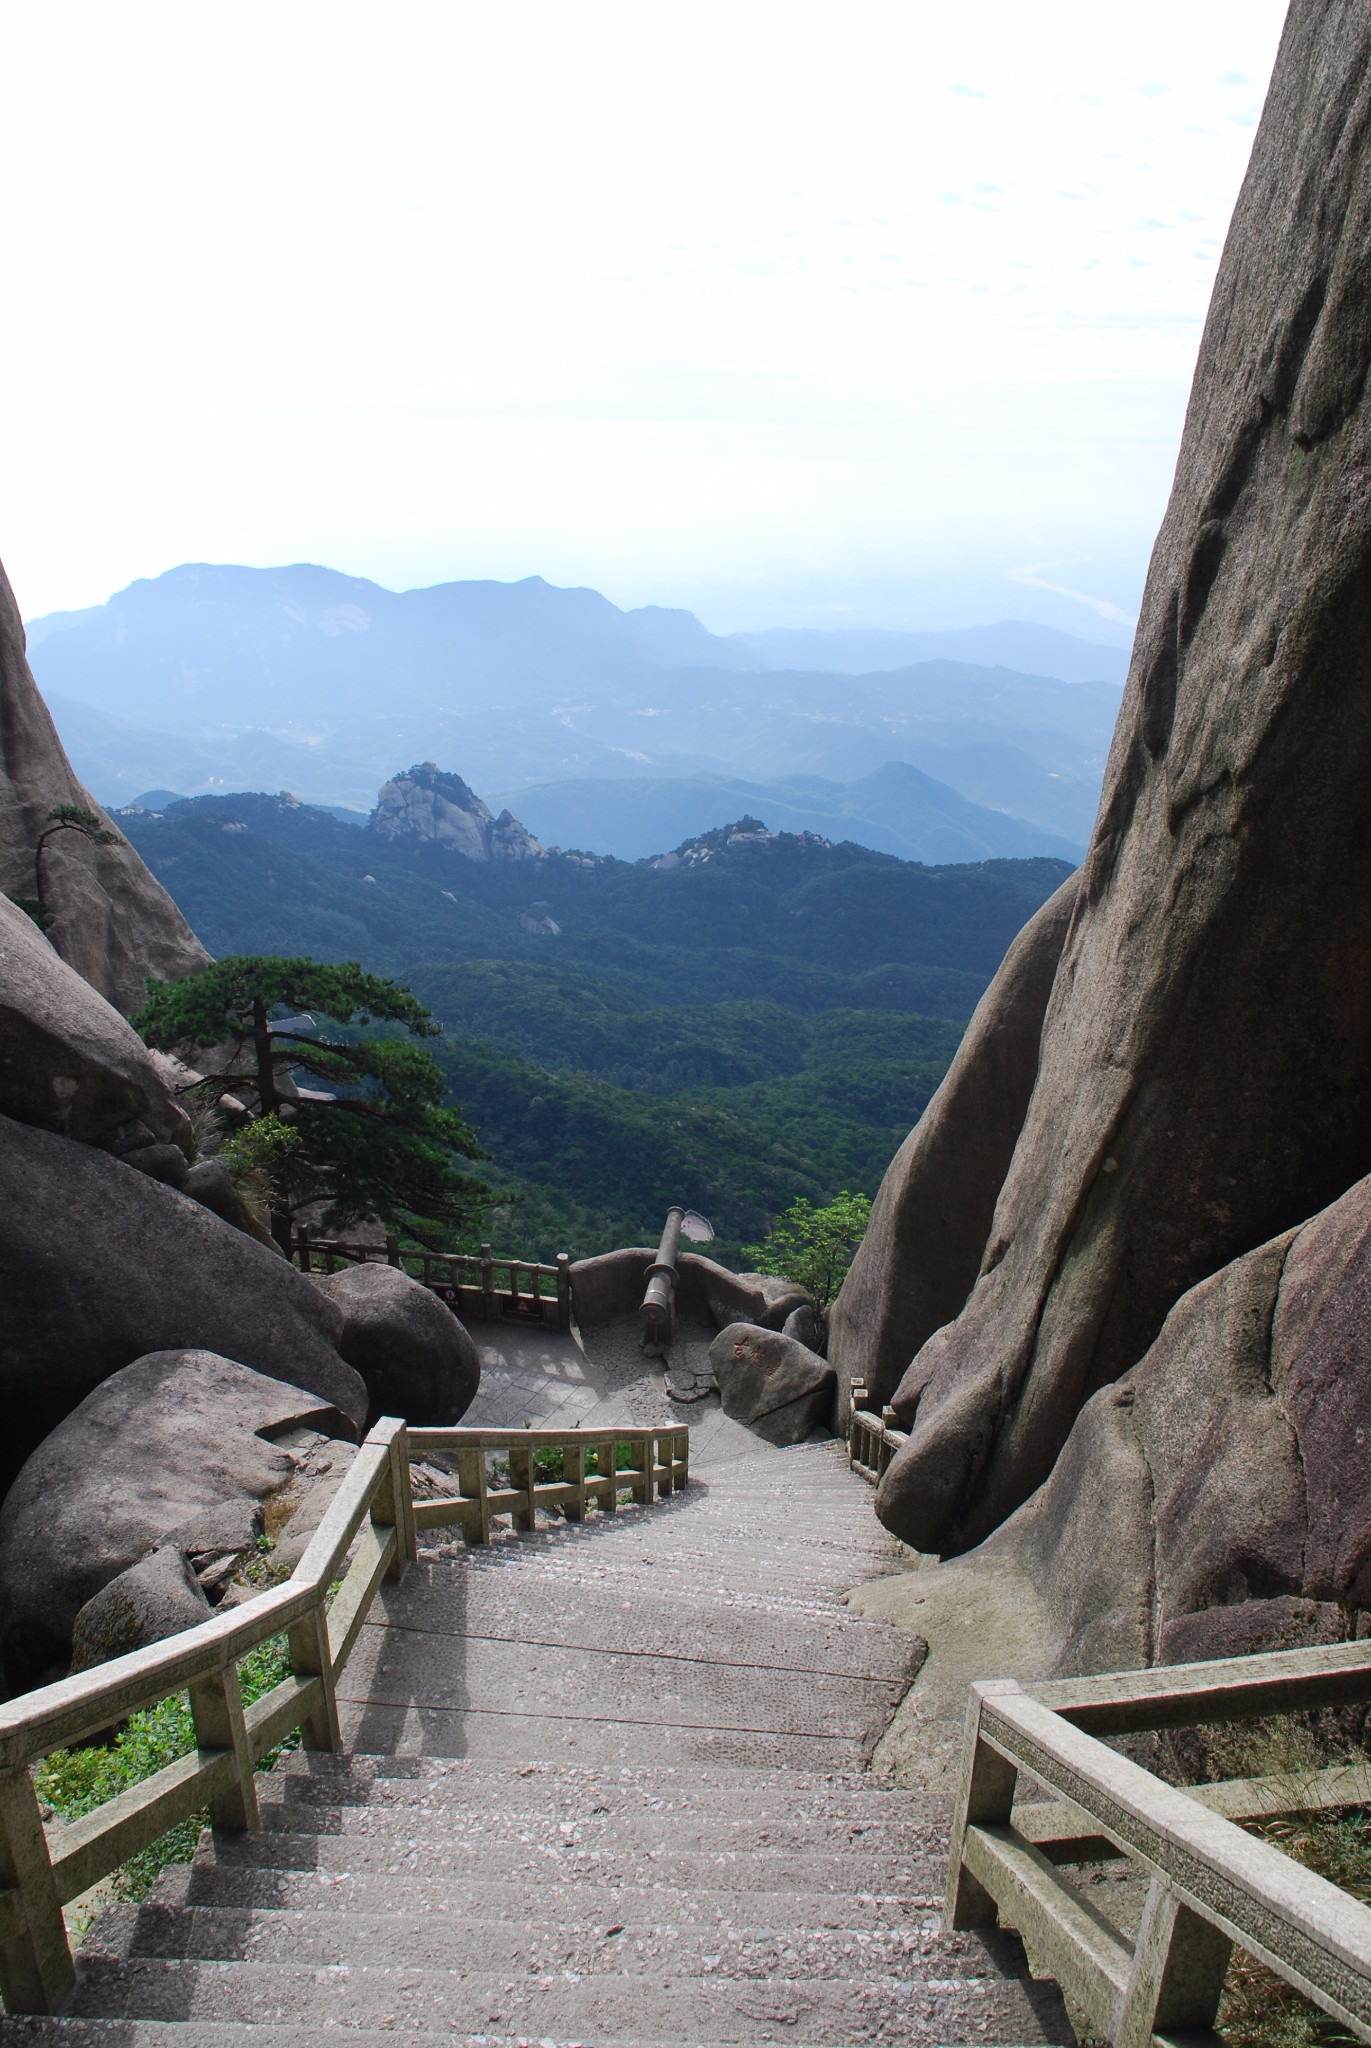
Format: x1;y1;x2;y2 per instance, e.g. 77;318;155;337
742;1190;872;1310
1165;1717;1371;2047
35;1635;296;1904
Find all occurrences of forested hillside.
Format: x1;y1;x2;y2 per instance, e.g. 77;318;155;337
119;790;1071;1258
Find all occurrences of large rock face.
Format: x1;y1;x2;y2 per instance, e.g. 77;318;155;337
0;890;192;1159
828;873;1078;1421
0;1113;367;1494
710;1323;837;1445
894;1173;1371;1678
0;1349;355;1688
69;1545;212;1675
0;559;207;1012
371;762;542;861
876;5;1371;1558
312;1262;480;1425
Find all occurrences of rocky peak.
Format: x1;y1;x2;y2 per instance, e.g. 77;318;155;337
369;762;543;863
649;816;833;869
0;559;209;1013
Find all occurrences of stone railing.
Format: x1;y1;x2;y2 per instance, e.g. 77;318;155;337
293;1230;574;1332
845;1379;907;1484
0;1416;687;2015
948;1646;1371;2044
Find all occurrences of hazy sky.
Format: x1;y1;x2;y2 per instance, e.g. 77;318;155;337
4;3;1286;637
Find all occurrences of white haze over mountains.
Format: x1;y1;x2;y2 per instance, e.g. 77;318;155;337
3;3;1284;634
28;562;1123;863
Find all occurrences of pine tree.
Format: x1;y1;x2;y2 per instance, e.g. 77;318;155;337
134;956;491;1252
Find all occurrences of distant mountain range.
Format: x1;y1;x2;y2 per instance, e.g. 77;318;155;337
492;763;1083;865
27;562;1126;853
731;620;1129;683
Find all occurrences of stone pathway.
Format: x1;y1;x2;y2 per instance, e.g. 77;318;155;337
2;1312;1073;2046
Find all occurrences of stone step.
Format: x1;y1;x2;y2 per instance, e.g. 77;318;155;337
265;1768;939;1835
65;1950;1070;2043
82;1898;992;1978
334;1631;903;1737
0;1401;1075;2045
158;1857;943;1926
335;1701;879;1770
441;1551;895;1602
362;1569;915;1680
269;1749;938;1815
3;2023;1063;2048
194;1820;943;1897
266;1744;918;1794
247;1792;939;1864
444;1503;889;1555
446;1544;886;1585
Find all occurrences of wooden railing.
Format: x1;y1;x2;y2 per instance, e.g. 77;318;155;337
410;1425;687;1543
948;1646;1371;2044
294;1231;574;1332
846;1380;907;1483
0;1417;687;2015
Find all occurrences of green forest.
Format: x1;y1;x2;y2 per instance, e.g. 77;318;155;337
121;792;1070;1261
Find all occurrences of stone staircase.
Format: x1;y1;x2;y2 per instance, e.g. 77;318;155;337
0;1340;1074;2046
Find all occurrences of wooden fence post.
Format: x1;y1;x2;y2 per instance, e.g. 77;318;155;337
188;1662;259;1832
945;1680;1022;1930
556;1252;573;1330
509;1437;537;1533
601;1437;619;1513
480;1243;495;1320
1113;1876;1233;2048
369;1418;416;1577
0;1763;74;2014
296;1223;312;1273
564;1433;587;1522
456;1443;491;1545
847;1378;865;1464
288;1601;342;1751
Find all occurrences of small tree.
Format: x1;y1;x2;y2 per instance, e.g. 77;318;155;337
742;1191;872;1312
134;956;491;1252
9;805;123;930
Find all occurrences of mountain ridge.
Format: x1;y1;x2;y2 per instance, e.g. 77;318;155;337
27;562;1122;846
25;561;1128;683
114;781;1072;1254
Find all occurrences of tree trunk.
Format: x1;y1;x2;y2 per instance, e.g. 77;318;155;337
251;997;292;1255
250;997;280;1116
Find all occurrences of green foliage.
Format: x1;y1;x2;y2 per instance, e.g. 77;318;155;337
117;796;1071;1263
218;1109;301;1174
30;805;122;925
118;793;1065;1006
34;1636;294;1903
43;803;120;840
490;1441;634;1486
427;1000;951;1262
743;1191;872;1310
134;956;492;1245
5;893;51;932
12;805;124;932
134;954;439;1051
